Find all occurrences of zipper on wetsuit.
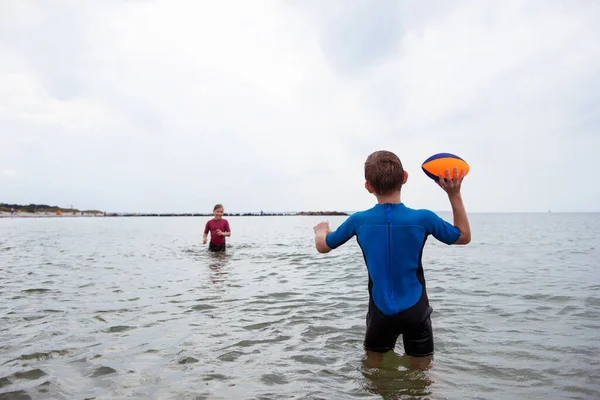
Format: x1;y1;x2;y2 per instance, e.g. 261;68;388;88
386;204;394;306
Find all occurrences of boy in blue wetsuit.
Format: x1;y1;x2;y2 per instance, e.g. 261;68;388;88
313;150;471;364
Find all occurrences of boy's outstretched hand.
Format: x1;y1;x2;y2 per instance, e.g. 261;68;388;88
438;168;465;196
313;221;332;234
313;221;332;253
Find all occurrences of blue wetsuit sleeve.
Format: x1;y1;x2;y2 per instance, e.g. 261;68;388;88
325;215;358;249
422;210;461;244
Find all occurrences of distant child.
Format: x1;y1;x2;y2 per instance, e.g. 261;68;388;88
203;204;231;252
313;150;471;365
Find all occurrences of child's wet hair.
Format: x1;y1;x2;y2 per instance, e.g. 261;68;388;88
213;204;224;211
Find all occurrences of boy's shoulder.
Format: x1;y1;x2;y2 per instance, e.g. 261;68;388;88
400;204;442;223
343;205;379;225
402;204;437;215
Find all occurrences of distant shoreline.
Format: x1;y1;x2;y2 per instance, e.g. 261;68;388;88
2;211;598;219
0;211;350;218
109;211;350;217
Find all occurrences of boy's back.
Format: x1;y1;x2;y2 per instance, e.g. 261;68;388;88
326;203;461;317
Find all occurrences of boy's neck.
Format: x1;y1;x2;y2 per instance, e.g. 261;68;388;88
375;191;401;205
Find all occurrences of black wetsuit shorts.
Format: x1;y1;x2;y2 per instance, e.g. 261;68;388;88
208;242;226;252
363;293;434;357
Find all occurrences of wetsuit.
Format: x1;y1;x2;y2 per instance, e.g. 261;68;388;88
204;218;230;252
325;203;460;356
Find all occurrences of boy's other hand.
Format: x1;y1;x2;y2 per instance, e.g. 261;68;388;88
202;238;207;244
313;221;331;235
313;221;333;253
438;168;465;196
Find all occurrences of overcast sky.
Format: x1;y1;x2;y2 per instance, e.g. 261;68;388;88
1;0;598;213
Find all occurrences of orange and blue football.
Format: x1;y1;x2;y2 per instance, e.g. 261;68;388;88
422;153;470;181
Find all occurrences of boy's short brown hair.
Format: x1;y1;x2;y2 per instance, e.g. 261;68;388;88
213;204;224;211
364;150;405;195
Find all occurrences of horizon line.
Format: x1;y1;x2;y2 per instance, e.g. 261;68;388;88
94;210;599;215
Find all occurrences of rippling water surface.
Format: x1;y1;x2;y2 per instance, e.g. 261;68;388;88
1;213;599;399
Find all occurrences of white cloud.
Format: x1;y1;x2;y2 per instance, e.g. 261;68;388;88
0;170;17;177
0;0;598;212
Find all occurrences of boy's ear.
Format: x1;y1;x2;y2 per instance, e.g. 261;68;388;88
403;171;409;184
365;181;375;193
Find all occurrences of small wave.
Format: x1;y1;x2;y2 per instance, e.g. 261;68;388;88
103;325;136;333
5;350;71;364
89;366;116;378
20;288;52;294
178;357;199;364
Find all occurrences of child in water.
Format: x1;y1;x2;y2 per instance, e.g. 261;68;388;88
203;204;231;252
313;150;471;367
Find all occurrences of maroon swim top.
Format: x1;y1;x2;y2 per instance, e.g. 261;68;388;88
204;218;230;246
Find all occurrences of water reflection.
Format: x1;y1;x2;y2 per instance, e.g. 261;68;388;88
183;246;232;284
360;351;434;399
207;250;230;284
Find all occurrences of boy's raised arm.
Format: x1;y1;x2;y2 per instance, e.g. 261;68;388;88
439;168;471;245
448;192;470;244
